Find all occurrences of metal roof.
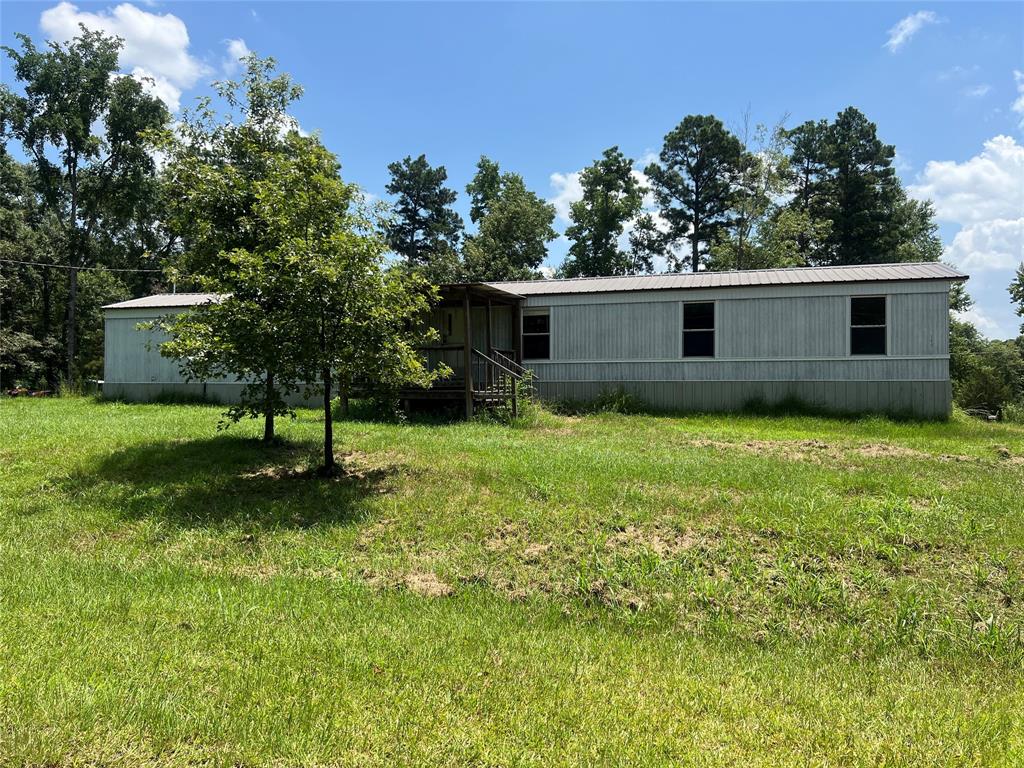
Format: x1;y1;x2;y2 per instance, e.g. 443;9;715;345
104;263;967;311
103;293;221;310
487;262;967;296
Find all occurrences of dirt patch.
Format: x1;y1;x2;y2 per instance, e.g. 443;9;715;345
854;443;928;460
521;543;551;563
484;521;527;552
356;518;395;550
606;524;701;557
685;436;984;466
403;571;454;597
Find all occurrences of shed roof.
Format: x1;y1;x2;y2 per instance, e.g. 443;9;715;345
103;293;220;310
488;262;967;296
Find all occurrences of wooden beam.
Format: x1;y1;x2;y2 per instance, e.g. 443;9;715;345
512;300;523;365
463;288;473;419
485;298;493;389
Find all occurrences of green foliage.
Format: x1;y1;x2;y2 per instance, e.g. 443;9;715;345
781;108;941;267
1010;263;1024;336
162;129;442;469
709;118;797;271
1;27;169;382
157;56;311;440
383;154;464;283
159;53;305;282
950;318;1024;414
645;115;744;272
560;147;646;277
463;157;557;281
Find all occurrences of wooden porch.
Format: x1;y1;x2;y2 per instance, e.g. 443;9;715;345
400;283;531;418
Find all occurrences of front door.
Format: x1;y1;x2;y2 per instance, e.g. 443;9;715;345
441;307;464;346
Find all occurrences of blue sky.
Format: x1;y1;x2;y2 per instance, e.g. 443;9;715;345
3;1;1022;337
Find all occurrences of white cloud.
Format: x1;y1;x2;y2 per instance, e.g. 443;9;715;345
955;307;1002;336
222;38;251;76
937;64;979;82
1013;70;1024;126
885;11;940;53
910;135;1024;338
944;218;1023;271
126;66;182;111
40;2;208;111
909;135;1024;225
548;170;584;224
964;84;992;98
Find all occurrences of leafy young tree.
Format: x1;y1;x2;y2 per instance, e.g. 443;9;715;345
560;146;646;277
645;115;744;273
1;27;169;383
160;53;304;282
383;154;464;283
247;134;439;471
626;213;664;275
159;54;306;439
710;117;800;271
463;159;557;281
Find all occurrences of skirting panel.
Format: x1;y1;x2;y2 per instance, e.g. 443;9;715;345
102;382;320;407
533;379;952;418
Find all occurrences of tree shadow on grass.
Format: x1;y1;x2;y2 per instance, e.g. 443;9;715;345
64;434;400;530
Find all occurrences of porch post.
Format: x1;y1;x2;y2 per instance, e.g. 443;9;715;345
513;299;523;365
485;298;493;388
463;288;473;419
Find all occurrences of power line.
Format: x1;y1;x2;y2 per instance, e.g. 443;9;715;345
0;257;165;273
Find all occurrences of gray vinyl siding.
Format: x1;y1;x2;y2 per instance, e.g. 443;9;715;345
552;301;679;360
103;278;957;417
524;282;954;418
890;291;949;357
717;296;846;358
104;310;194;387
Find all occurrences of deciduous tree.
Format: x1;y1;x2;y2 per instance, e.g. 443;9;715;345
1;28;168;383
463;158;556;281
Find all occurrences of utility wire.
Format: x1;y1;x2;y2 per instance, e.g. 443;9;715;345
0;257;165;273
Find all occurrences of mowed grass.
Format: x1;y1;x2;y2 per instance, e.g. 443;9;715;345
2;397;1024;766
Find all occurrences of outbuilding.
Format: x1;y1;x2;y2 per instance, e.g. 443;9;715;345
103;261;967;418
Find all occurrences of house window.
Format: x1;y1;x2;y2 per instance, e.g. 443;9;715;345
682;301;715;358
850;296;887;355
522;309;550;359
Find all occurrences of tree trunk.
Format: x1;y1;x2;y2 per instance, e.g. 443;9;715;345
41;268;55;389
64;259;77;385
691;229;700;273
263;371;275;442
322;367;334;472
338;371;350;418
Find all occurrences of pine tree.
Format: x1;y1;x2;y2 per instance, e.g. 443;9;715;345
561;147;645;277
383;154;464;283
645;115;744;272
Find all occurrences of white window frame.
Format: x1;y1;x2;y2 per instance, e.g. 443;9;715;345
849;294;888;357
681;300;716;359
522;307;551;360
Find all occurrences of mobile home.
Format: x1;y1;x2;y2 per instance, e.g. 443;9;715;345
103;262;967;418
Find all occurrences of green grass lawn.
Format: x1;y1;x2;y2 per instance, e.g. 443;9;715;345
2;397;1023;766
